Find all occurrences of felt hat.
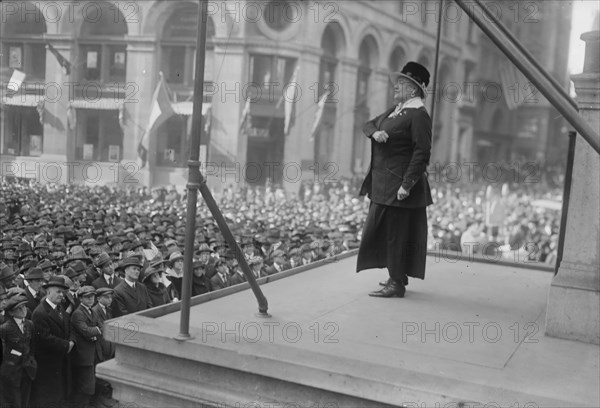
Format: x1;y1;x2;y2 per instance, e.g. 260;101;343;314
389;61;430;99
42;275;69;290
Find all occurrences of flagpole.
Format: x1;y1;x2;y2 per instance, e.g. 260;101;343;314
176;0;209;341
176;0;270;341
430;0;444;142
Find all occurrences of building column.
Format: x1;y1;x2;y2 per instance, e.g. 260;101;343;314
545;24;600;344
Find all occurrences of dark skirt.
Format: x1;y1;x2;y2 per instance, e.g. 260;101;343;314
356;202;428;282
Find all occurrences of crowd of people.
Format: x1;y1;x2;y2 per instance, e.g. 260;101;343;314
0;169;563;407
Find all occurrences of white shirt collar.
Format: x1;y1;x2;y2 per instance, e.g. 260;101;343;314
46;298;58;310
125;279;136;288
398;97;425;111
27;285;37;297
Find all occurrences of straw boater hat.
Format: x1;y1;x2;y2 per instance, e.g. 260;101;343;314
389;61;431;99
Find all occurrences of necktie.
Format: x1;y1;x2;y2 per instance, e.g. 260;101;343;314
108;276;113;286
56;306;63;320
19;321;25;333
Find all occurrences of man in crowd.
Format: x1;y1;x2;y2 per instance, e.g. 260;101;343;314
0;295;37;408
92;252;122;290
112;257;153;317
70;285;103;407
31;275;75;407
23;267;45;318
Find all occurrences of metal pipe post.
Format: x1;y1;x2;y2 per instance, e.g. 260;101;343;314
176;0;209;341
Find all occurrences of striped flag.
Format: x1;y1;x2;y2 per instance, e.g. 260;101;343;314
310;89;330;141
284;65;299;135
138;72;174;168
499;62;530;110
239;97;251;135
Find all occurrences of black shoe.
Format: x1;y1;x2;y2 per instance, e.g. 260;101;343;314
369;280;405;297
379;276;408;286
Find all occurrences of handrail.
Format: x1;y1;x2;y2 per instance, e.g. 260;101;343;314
473;0;579;112
454;0;600;155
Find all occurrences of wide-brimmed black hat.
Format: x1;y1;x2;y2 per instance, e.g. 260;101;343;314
25;267;45;281
43;275;69;290
389;61;430;99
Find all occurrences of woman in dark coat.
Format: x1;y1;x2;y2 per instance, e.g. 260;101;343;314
142;268;171;307
356;61;433;298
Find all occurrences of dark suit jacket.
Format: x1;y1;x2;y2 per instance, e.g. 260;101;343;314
91;303;115;362
210;273;230;290
360;106;433;208
31;300;72;405
229;271;246;286
265;263;287;275
70;305;102;366
92;274;122;290
64;291;79;315
0;317;37;384
112;281;153;317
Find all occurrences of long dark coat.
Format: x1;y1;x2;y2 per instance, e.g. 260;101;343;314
31;300;72;407
359;106;433;208
0;317;37;408
357;105;433;281
112;281;153;317
91;303;115;362
70;304;102;366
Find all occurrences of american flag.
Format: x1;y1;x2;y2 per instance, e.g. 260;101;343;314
499;62;531;110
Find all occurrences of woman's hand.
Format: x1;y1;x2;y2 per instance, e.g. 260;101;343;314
372;130;389;143
397;186;410;201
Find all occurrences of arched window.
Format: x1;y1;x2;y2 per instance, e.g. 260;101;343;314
1;1;46;156
352;35;379;174
315;23;344;166
1;1;47;81
72;1;127;162
161;4;215;91
158;4;216;167
78;1;127;83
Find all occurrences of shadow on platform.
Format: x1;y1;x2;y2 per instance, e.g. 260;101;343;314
97;252;599;408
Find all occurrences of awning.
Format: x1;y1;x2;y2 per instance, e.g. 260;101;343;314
1;94;44;107
172;102;211;116
70;98;123;110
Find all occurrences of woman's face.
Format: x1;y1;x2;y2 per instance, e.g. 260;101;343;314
393;77;419;103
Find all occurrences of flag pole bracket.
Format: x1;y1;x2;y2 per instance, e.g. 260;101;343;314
186;160;205;191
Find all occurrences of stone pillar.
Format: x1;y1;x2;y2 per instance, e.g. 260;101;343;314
545;23;600;344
